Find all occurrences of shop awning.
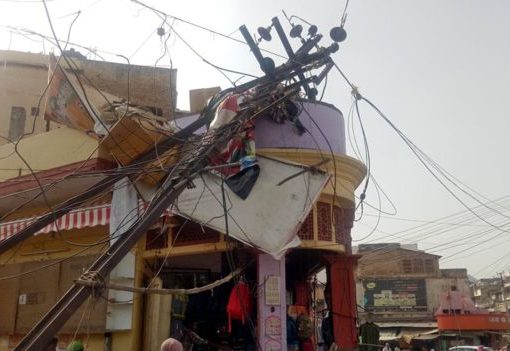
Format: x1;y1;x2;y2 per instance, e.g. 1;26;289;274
377;322;437;328
412;334;440;340
378;326;439;343
401;328;440;343
379;328;400;341
0;203;111;241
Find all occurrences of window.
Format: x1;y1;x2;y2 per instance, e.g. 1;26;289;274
9;106;26;141
402;259;412;273
402;258;435;274
425;259;434;273
413;258;424;273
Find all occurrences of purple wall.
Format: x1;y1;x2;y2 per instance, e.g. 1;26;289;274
175;101;346;154
255;101;346;154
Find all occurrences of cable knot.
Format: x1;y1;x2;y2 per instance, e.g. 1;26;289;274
79;271;106;298
351;85;362;101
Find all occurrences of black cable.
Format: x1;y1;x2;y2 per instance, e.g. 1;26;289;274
319;74;328;102
353;97;370;212
299;103;339;208
358;201;508;264
4;26;108;60
360;95;510;234
130;0;289;60
331;61;510;263
354;196;510;262
340;0;351;27
345;101;396;216
352;170;381;242
170;26;258;86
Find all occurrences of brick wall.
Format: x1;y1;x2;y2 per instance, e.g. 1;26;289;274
81;60;177;119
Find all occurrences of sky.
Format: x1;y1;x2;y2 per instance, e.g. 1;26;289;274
1;0;509;279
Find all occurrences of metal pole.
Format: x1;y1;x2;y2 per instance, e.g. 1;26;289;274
271;16;315;99
499;272;508;313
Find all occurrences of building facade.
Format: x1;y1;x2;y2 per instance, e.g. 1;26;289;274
436;288;510;349
472;275;510;313
0;50;366;351
0;50;176;146
355;243;470;348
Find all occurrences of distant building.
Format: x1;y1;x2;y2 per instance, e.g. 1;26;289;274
0;51;50;142
436;288;510;349
354;243;470;348
472;274;510;313
473;278;502;311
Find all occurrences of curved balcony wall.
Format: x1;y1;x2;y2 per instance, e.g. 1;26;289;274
255;101;346;154
294;202;355;254
256;101;365;253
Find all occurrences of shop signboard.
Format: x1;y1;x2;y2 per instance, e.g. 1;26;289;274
265;316;282;336
265;340;281;351
265;276;281;306
363;279;427;312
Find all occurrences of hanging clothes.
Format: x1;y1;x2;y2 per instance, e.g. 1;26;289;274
359;322;380;351
322;314;334;350
226;281;253;332
172;294;189;320
209;94;259;200
287;314;300;351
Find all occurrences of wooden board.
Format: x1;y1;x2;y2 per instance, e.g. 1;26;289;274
101;116;180;185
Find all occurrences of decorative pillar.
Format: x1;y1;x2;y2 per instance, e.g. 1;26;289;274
325;254;359;350
333;207;355;254
257;253;287;351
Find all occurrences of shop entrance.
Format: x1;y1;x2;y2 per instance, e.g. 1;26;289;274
143;251;257;351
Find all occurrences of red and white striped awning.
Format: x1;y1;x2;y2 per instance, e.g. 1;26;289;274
0;203;111;241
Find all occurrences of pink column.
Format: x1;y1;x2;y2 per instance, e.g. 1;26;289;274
257;253;287;351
